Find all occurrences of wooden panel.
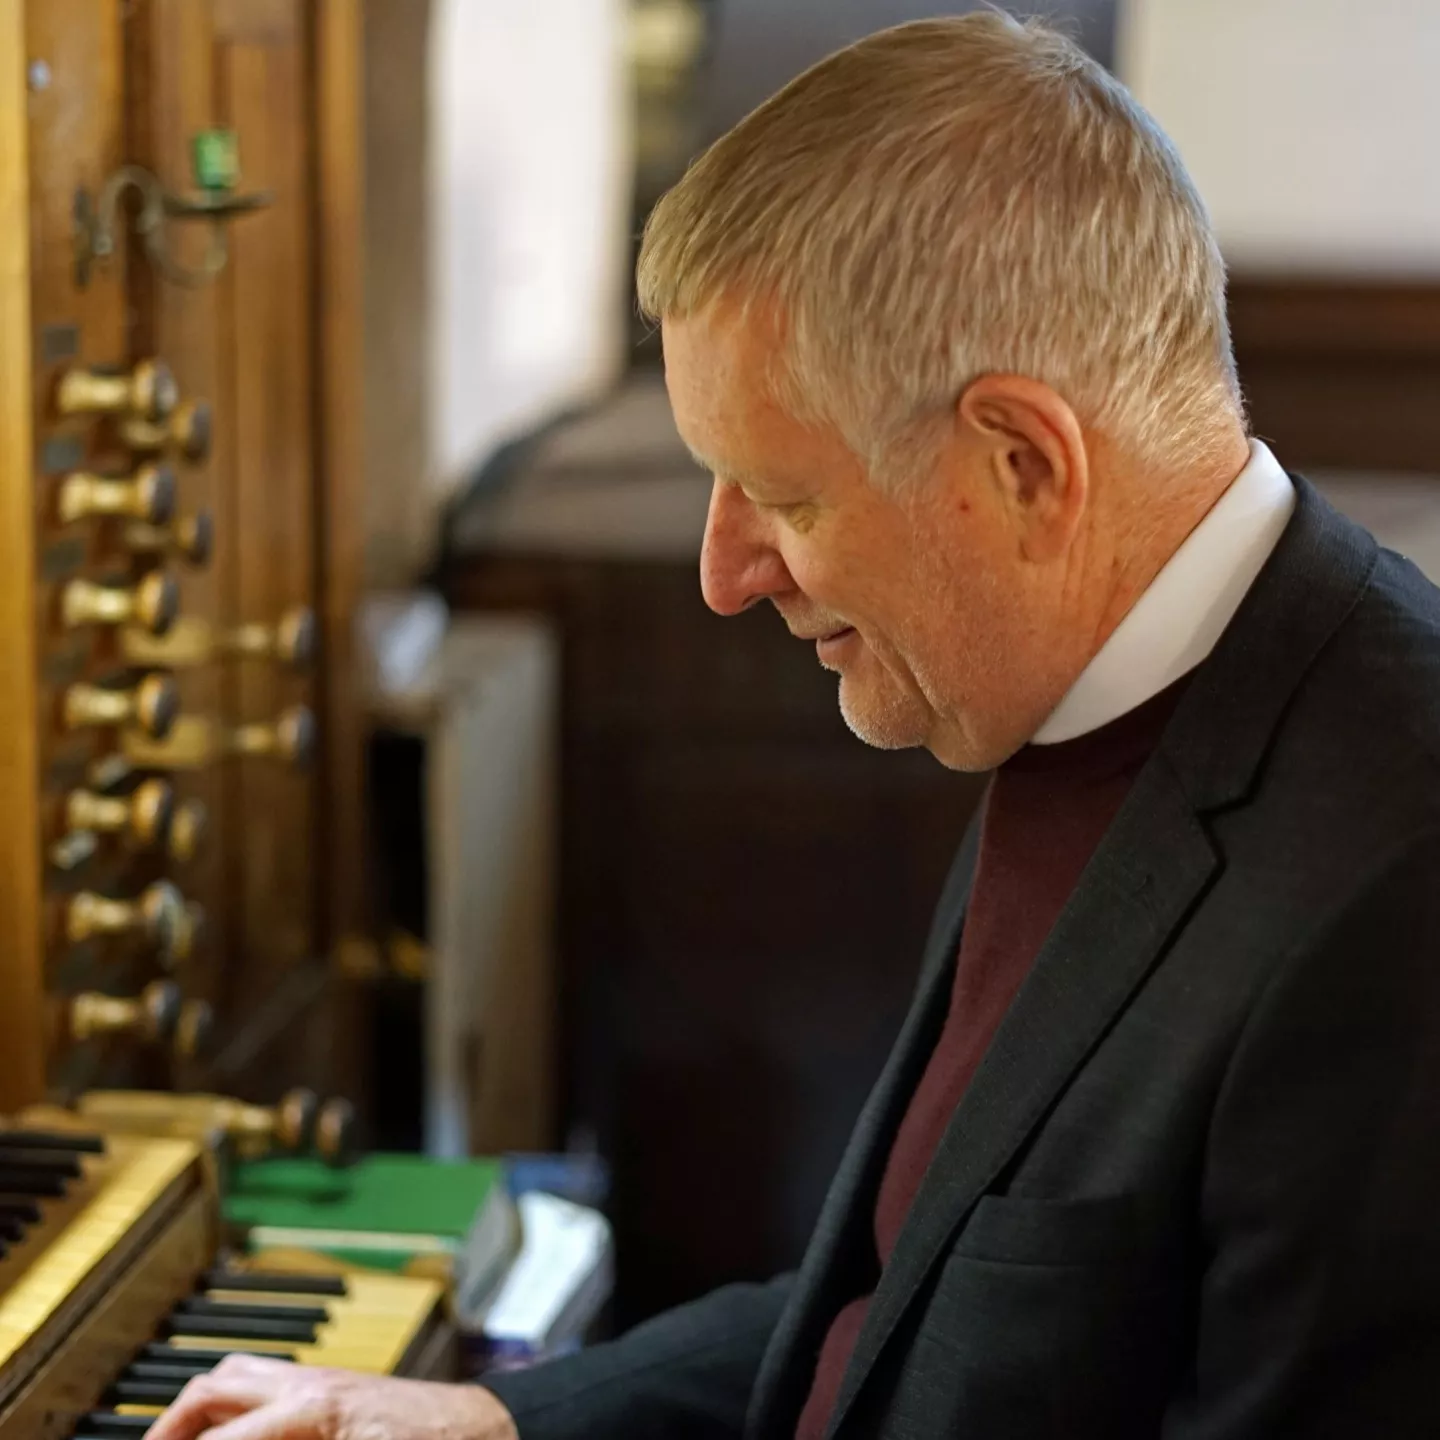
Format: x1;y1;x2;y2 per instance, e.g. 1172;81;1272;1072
127;0;232;1077
314;0;366;944
1229;276;1440;473
120;0;342;1094
1230;278;1440;357
361;0;430;588
445;553;982;1323
219;16;318;1020
311;0;370;1102
601;734;976;1317
213;0;295;43
0;0;44;1108
7;0;134;1108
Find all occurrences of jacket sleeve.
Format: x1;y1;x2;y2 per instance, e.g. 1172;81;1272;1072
1164;831;1440;1439
481;1273;794;1440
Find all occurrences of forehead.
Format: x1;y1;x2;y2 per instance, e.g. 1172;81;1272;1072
662;307;815;477
663;308;767;424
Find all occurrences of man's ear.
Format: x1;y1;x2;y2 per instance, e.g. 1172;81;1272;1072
957;376;1088;564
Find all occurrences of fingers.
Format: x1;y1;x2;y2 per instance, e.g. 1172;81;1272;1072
168;1393;331;1440
143;1356;300;1440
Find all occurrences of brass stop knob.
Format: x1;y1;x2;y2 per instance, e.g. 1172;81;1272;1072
122;606;313;670
60;572;179;635
229;705;316;767
65;777;175;848
174;997;214;1060
169;797;208;863
223;607;317;667
275;1088;320;1150
219;1088;319;1156
65;879;189;966
64;674;180;739
123;510;214;568
314;1096;358;1167
119;399;213;463
55;359;178;422
69;980;181;1044
58;464;176;526
170;899;206;966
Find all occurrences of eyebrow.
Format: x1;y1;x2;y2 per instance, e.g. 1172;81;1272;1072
684;446;769;490
684;444;722;474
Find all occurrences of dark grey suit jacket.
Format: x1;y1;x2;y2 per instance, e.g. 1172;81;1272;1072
488;479;1440;1437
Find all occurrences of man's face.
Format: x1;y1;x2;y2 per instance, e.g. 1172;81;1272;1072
664;306;1060;770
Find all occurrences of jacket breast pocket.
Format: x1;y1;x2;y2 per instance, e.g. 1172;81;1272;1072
952;1190;1154;1267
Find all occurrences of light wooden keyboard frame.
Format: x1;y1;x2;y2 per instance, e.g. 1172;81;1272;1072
0;1136;210;1415
0;1181;213;1440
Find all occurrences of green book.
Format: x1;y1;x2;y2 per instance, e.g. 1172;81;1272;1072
223;1153;519;1321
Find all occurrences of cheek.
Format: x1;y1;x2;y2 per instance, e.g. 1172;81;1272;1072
776;540;845;607
881;556;1003;687
782;521;890;601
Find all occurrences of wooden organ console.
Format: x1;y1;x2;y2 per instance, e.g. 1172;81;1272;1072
0;0;368;1117
0;1123;453;1440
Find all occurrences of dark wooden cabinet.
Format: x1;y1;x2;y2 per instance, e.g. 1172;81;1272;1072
442;549;982;1324
1230;278;1440;473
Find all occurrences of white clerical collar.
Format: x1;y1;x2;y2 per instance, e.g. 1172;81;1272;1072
1031;439;1296;745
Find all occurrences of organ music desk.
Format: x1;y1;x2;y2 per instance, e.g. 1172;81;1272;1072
0;1125;453;1440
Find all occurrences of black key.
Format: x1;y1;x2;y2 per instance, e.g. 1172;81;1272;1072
0;1129;104;1154
0;1149;83;1178
204;1269;347;1297
0;1215;22;1242
0;1199;42;1224
166;1314;319;1343
179;1298;330;1325
0;1169;67;1197
79;1415;158;1435
126;1360;221;1383
108;1379;186;1405
139;1343;296;1366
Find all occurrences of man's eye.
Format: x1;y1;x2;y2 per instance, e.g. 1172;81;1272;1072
775;502;817;533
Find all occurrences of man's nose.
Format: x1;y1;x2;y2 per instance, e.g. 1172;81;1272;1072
699;480;793;616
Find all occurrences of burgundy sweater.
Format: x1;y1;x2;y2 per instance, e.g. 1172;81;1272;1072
795;683;1186;1438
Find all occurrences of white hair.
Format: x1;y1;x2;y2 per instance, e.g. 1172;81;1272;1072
638;11;1245;480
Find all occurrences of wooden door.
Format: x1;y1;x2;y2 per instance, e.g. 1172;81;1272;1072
0;0;364;1110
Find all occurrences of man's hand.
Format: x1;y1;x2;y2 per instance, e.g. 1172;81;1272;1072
141;1354;519;1440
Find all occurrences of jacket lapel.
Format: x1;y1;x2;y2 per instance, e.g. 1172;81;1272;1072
747;820;982;1439
825;477;1378;1437
826;757;1216;1436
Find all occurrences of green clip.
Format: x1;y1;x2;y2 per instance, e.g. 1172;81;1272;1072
191;129;239;192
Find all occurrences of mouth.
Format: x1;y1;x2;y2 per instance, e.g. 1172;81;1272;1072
814;626;857;663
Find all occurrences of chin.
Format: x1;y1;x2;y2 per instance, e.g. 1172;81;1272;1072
837;678;931;752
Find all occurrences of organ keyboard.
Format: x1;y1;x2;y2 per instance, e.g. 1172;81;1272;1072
0;1126;453;1440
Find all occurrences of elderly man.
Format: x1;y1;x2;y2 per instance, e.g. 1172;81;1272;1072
149;12;1440;1440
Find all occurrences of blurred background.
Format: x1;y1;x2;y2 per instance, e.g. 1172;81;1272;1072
369;0;1439;1331
5;0;1437;1359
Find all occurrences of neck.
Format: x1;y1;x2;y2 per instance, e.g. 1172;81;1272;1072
1085;426;1252;650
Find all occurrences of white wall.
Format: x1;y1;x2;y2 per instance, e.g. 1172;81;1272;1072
1118;0;1440;274
428;3;634;508
702;1;1118;144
